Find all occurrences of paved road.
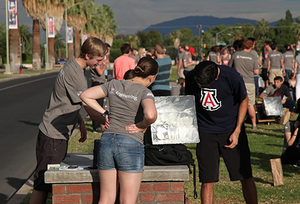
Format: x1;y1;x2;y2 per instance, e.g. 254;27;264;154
0;72;58;203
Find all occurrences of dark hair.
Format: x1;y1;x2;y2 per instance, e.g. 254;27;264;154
247;37;256;42
233;40;244;50
134;57;159;78
212;46;220;53
274;76;283;82
265;40;272;45
270;43;277;50
124;69;135;80
105;43;111;48
121;43;131;54
178;77;185;85
193;61;218;86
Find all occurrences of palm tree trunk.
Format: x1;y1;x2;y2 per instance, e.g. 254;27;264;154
32;19;41;70
75;29;80;58
48;37;55;69
68;43;74;60
9;29;21;73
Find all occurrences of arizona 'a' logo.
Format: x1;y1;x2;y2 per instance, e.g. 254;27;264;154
200;88;221;111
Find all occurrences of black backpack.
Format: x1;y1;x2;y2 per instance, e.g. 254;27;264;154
145;144;197;198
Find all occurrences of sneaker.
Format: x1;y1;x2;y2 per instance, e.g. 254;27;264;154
252;126;258;130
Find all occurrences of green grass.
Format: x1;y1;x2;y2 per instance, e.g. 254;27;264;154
0;67;58;79
21;65;300;203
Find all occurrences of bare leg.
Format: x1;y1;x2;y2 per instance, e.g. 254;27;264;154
248;105;257;128
98;170;118;204
30;190;48;204
118;170;143;204
240;177;258;204
201;182;214;204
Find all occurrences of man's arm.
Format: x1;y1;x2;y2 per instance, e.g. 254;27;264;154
259;92;267;99
281;59;286;76
78;114;87;143
177;59;182;76
224;95;248;149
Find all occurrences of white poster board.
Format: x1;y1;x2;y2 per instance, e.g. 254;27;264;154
151;95;200;144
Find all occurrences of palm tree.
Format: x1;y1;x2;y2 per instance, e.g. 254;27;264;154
65;0;90;59
38;0;65;69
253;19;272;41
22;0;48;70
19;25;32;53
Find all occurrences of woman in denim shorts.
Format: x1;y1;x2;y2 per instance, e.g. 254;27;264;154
80;57;158;204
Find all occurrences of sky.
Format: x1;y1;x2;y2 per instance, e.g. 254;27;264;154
0;0;300;37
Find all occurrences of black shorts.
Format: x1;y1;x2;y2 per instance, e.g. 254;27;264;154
196;125;253;183
261;68;268;81
34;130;68;192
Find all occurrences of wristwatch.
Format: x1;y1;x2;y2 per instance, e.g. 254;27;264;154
101;110;109;118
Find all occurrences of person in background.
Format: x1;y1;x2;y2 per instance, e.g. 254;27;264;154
281;118;300;166
80;57;159;204
177;44;186;78
183;48;196;76
151;43;172;96
283;44;295;82
267;43;285;85
30;37;107;204
294;52;300;102
113;43;135;80
206;46;220;64
220;47;231;66
261;41;272;88
130;47;140;65
146;49;156;59
185;61;258;204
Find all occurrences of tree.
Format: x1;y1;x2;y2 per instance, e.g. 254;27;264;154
285;10;293;23
137;29;162;48
54;33;66;60
0;23;6;63
274;19;297;52
19;25;32;53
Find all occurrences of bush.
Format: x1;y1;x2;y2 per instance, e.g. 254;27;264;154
22;53;32;64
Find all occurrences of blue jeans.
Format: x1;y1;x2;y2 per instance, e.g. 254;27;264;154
283;99;296;112
97;133;144;173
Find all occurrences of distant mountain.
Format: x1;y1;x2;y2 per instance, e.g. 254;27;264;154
143;16;273;36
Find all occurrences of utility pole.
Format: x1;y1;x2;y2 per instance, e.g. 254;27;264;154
198;24;201;61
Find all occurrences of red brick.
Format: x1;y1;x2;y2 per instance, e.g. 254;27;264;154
140;193;155;202
140;183;153;191
52;185;65;194
52;195;80;204
171;182;184;191
67;184;93;193
82;194;100;203
154;183;169;191
157;193;184;202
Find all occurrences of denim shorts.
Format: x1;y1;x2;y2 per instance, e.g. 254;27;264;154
97;133;144;173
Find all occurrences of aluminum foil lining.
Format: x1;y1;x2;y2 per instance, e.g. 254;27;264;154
263;97;284;116
151;95;200;144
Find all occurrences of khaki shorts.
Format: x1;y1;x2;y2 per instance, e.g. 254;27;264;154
269;69;283;83
179;68;185;79
245;83;255;105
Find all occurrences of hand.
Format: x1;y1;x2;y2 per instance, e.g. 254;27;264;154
103;115;110;130
224;132;239;149
78;124;87;143
125;124;147;134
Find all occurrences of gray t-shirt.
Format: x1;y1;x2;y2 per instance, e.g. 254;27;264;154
263;50;272;68
39;59;88;140
262;84;290;98
208;52;219;64
101;79;155;144
178;51;186;70
296;55;300;74
183;54;193;71
267;51;283;69
229;50;259;84
90;65;106;83
283;51;295;71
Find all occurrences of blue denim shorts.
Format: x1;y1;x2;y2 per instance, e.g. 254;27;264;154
97;133;144;173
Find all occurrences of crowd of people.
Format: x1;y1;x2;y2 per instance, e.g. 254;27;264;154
29;35;300;204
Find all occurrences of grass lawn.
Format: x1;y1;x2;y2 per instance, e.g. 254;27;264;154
22;65;300;203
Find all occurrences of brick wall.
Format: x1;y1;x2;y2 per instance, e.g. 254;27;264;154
52;181;186;204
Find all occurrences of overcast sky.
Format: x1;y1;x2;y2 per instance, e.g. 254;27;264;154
0;0;300;35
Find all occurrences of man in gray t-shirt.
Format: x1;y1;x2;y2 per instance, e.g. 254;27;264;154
229;39;259;129
177;44;186;78
31;37;107;204
267;43;285;85
283;44;295;82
